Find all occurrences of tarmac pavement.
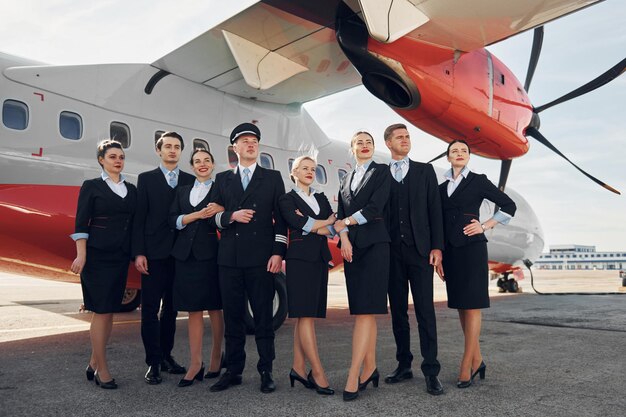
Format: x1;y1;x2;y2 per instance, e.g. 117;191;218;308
1;288;624;417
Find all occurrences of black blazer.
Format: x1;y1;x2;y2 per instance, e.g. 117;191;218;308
338;161;391;249
131;167;194;259
384;160;445;257
278;190;333;264
168;184;219;262
74;178;137;253
439;171;517;248
212;166;287;268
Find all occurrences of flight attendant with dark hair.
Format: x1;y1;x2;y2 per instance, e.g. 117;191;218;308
169;148;224;387
279;156;336;396
132;132;195;384
70;139;137;389
334;131;391;401
437;140;516;388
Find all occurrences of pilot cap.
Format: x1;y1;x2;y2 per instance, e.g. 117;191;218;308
230;123;261;144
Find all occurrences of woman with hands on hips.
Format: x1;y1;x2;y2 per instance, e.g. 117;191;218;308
278;156;337;395
168;148;225;387
333;131;391;401
70;139;137;389
436;140;516;388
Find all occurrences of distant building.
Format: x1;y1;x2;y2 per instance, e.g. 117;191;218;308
534;245;626;270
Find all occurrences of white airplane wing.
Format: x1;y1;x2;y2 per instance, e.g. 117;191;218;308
152;0;604;104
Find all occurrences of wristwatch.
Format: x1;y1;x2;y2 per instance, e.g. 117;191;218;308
480;223;487;231
344;218;351;226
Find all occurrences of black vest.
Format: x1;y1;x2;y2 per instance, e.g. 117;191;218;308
389;173;416;247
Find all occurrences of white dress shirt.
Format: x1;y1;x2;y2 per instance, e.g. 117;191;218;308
101;171;128;198
189;179;213;207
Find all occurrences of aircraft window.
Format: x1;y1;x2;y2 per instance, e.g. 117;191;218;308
500;73;505;84
59;111;82;140
110;121;131;148
337;168;348;182
193;138;210;151
227;146;238;168
259;152;274;169
154;130;165;145
288;158;294;172
315;165;327;185
2;99;29;130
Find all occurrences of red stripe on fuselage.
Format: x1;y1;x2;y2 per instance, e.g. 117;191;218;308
0;184;140;288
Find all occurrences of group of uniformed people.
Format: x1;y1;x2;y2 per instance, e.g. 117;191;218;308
71;122;516;400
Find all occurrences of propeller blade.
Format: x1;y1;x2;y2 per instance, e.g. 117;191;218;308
534;57;626;113
498;160;512;192
426;151;447;164
524;27;544;92
525;127;620;194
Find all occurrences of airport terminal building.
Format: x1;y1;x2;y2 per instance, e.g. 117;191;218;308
534;245;626;270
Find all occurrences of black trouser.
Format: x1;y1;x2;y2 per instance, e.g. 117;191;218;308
140;257;178;366
388;243;441;376
219;265;275;375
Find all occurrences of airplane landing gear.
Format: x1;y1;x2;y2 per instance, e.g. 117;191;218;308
497;272;520;293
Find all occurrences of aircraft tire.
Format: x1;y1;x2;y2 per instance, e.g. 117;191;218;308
244;272;288;335
119;288;141;312
506;279;519;293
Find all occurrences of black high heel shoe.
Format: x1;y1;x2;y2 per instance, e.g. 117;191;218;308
85;365;95;381
94;373;117;389
205;353;225;379
472;361;486;381
307;370;334;395
178;363;205;388
358;368;379;391
289;369;312;388
343;389;359;401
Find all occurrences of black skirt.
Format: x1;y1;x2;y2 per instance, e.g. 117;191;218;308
442;241;490;309
343;242;389;315
286;259;328;318
174;255;222;312
80;248;129;314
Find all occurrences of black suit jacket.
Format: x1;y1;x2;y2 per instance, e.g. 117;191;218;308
168;184;219;262
338;161;391;249
131;167;194;259
74;178;137;253
384;160;445;257
278;190;333;264
212;166;287;268
439;171;517;248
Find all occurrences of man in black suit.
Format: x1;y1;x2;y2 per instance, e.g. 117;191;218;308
209;123;287;394
132;132;195;384
383;124;445;395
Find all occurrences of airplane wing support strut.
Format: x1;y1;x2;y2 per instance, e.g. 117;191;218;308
221;30;309;90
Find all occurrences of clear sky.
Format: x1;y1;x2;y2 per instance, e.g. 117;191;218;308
1;0;624;251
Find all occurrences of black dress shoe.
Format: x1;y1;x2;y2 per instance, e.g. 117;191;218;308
384;366;413;384
307;371;334;395
161;356;186;374
144;365;162;385
358;368;379;391
260;371;276;393
178;363;205;388
95;373;118;389
85;365;95;381
209;371;242;392
425;375;444;395
289;369;312;388
342;389;359;401
205;352;226;379
472;361;486;381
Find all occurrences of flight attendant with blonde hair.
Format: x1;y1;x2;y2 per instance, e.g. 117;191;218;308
279;155;336;395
